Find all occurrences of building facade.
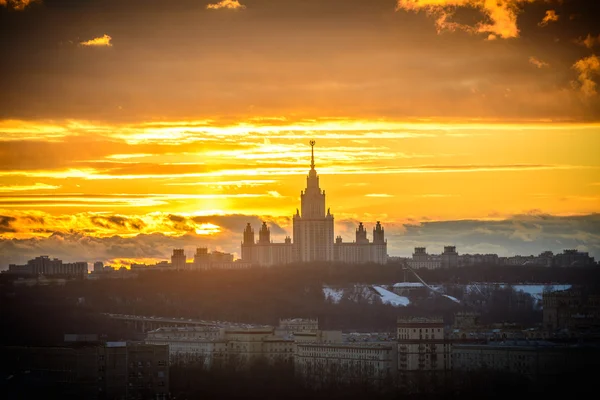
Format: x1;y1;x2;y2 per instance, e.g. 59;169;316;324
334;222;387;264
241;141;387;266
1;342;169;400
408;248;442;270
396;317;451;374
171;249;186;271
146;326;294;368
294;342;397;387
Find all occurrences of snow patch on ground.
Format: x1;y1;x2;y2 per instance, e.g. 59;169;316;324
323;286;344;303
372;285;410;307
442;294;461;304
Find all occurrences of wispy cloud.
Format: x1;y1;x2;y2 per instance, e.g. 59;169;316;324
365;194;394;198
166;180;277;187
573;55;600;97
80;34;113;47
206;0;245;10
0;0;38;11
0;183;61;192
538;10;559;27
575;34;600;49
529;56;549;69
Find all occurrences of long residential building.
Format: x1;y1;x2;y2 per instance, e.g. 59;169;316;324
294;342;397;387
7;256;88;278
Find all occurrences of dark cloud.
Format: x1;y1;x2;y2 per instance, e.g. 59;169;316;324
1;213;598;268
0;215;17;233
0;0;599;121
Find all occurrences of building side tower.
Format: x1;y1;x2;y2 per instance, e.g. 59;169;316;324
373;221;385;244
293;141;335;262
356;222;369;244
371;221;388;264
258;222;271;244
241;223;255;263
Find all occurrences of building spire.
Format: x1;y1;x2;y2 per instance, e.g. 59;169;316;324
309;140;316;170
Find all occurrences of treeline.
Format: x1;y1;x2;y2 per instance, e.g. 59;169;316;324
168;359;597;400
2;263;598;344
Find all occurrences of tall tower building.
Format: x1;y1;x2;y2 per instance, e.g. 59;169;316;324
171;249;186;271
241;141;386;266
241;223;255;263
293;141;335;262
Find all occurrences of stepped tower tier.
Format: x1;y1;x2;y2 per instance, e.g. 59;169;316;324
293;141;335;262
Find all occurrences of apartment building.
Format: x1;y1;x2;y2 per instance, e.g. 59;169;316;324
294;342;397;387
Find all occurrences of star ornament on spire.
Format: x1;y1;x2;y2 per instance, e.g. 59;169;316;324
309;140;316;169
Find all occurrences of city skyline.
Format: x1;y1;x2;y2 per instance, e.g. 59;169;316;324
1;0;599;267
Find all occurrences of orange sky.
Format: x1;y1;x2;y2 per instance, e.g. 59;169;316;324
0;0;599;266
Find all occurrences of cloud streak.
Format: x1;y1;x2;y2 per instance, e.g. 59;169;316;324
80;34;113;47
0;183;61;192
529;56;549;69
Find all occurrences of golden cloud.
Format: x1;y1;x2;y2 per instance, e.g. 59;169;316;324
80;34;113;47
573;55;600;98
206;0;246;10
395;0;541;39
538;10;559;27
529;56;549;69
0;0;38;10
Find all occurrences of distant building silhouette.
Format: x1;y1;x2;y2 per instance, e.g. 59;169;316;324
241;141;387;266
7;255;87;278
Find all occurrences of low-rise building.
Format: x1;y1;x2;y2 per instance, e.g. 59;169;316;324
392;282;426;296
408;247;441;270
145;326;294;368
277;318;319;334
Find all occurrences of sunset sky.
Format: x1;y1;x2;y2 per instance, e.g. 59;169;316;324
1;0;599;267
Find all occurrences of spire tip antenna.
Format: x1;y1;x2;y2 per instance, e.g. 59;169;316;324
309;140;316;169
